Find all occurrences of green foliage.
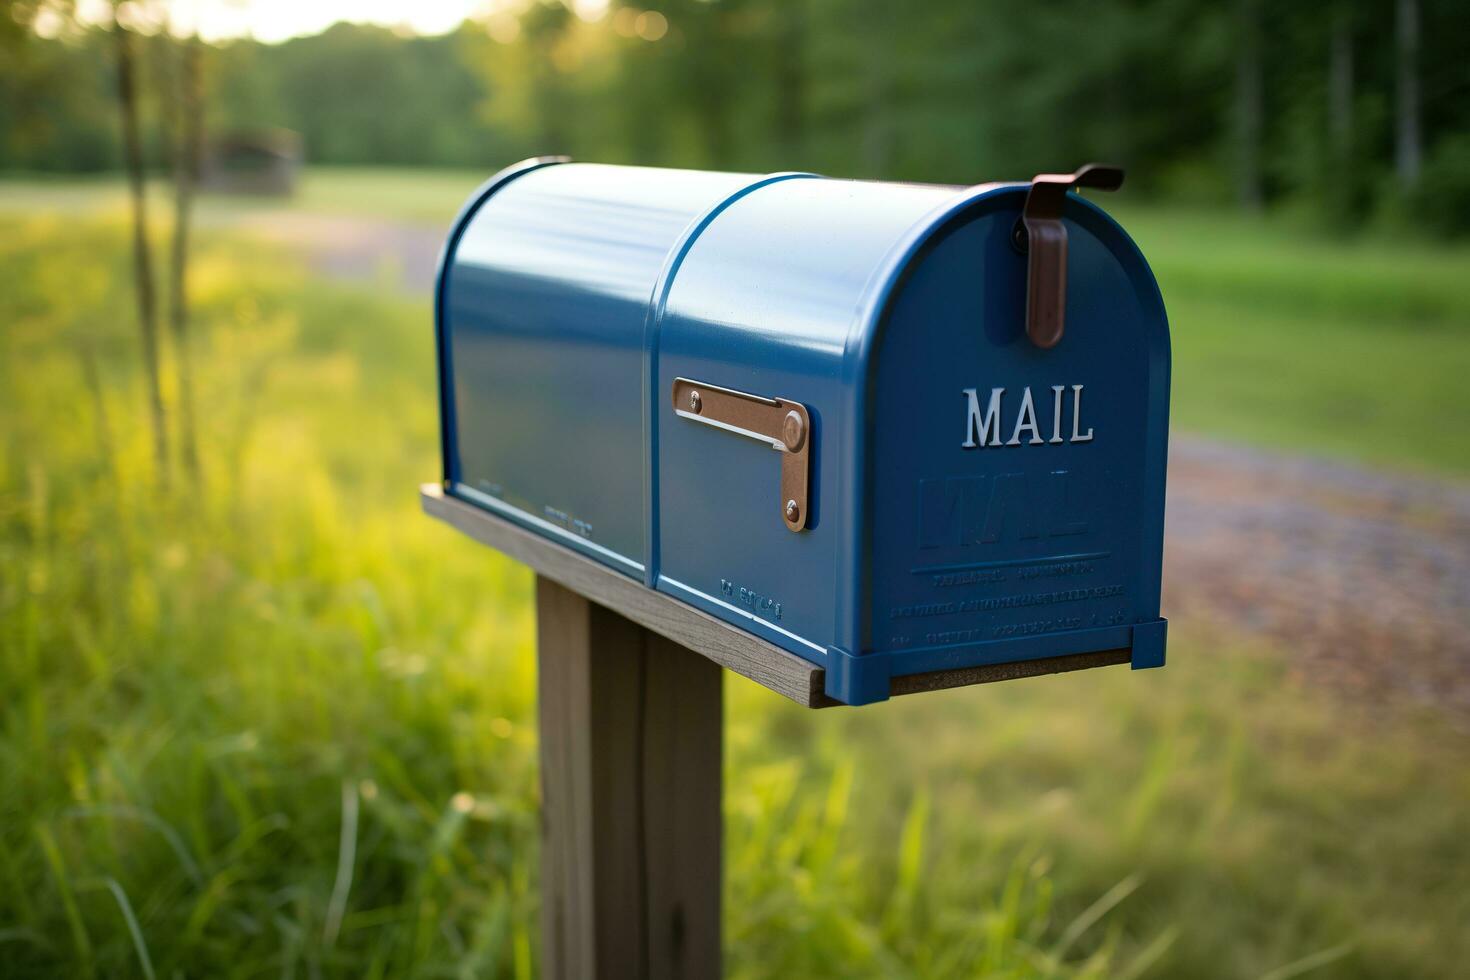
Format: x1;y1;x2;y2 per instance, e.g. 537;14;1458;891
1403;133;1470;237
4;1;1470;232
0;17;118;171
216;24;512;167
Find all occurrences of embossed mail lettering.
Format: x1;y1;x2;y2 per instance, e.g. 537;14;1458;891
720;578;783;621
919;470;1089;549
890;584;1125;619
962;385;1093;448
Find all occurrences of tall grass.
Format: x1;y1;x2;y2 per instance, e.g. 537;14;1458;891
3;214;1468;977
2;217;542;977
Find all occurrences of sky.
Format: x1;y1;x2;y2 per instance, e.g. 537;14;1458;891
63;0;613;43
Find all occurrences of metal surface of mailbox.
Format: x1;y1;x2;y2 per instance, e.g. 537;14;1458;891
436;159;1170;705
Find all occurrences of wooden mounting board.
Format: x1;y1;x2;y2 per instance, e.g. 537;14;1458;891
421;483;1129;708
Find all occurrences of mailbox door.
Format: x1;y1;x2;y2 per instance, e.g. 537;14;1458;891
652;178;955;661
864;191;1169;679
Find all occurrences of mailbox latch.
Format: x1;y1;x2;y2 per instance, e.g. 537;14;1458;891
1019;163;1125;349
672;378;811;532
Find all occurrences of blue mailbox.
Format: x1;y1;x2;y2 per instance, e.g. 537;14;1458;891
435;159;1169;705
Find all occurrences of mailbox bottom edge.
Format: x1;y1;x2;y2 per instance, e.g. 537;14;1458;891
826;619;1168;706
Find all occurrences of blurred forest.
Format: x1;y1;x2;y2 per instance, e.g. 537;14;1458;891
3;0;1469;233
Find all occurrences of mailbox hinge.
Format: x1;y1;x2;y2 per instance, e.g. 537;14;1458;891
1019;163;1125;349
671;378;811;532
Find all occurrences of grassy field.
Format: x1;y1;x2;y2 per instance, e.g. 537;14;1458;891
0;167;475;225
2;177;1469;978
1115;204;1470;475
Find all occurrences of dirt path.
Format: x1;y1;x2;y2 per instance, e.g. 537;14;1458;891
1165;440;1470;717
246;213;1470;719
234;212;445;293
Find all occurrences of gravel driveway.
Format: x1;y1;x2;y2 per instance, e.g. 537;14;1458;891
1166;440;1470;718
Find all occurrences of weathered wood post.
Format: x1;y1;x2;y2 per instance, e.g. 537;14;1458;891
422;485;836;976
535;576;722;979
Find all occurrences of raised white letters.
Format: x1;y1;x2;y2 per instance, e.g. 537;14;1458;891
962;384;1094;449
962;387;1005;448
1070;384;1094;442
1007;387;1044;446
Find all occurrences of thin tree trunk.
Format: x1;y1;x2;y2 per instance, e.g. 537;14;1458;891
169;33;203;485
114;17;169;482
1234;0;1264;211
1395;0;1421;189
1329;4;1353;165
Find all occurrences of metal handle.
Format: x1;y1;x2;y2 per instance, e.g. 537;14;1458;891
1020;163;1124;349
671;377;811;532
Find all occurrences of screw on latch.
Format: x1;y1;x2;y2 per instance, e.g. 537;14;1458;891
785;499;800;523
1010;219;1029;254
781;410;805;452
689;390;702;414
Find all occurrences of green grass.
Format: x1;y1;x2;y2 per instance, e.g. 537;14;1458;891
1116;204;1470;475
0;166;480;226
284;167;489;224
3;210;1469;978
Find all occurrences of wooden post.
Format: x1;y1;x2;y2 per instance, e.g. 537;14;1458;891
536;575;723;979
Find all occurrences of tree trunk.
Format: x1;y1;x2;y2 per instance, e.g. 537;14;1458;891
114;18;169;481
1394;0;1421;189
169;34;203;485
1329;3;1353;165
1234;0;1264;211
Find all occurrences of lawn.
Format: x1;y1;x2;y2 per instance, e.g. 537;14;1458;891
0;166;475;225
1116;204;1470;475
1;180;1468;978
